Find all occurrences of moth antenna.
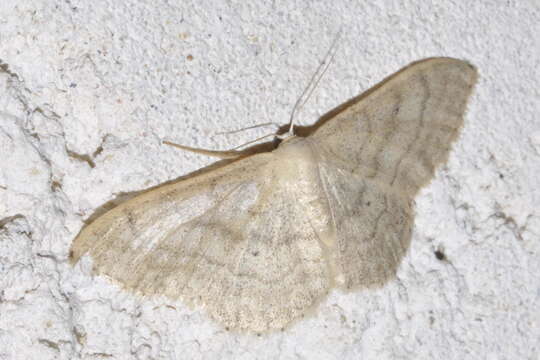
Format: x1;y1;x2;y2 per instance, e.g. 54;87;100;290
287;30;342;136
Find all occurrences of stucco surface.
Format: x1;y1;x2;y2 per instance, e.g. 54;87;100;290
0;1;538;359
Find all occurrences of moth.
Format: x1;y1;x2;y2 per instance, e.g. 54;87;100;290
70;57;477;332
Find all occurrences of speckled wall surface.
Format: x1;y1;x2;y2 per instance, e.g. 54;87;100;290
0;1;538;359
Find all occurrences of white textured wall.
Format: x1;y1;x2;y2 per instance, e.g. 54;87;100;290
1;1;538;359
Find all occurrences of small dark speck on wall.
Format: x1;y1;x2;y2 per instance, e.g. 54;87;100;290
434;249;446;261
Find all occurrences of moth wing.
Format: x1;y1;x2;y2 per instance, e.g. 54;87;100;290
71;152;331;332
311;57;477;196
314;162;415;289
309;58;477;288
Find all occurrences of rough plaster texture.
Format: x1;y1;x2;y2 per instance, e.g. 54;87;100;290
0;1;538;359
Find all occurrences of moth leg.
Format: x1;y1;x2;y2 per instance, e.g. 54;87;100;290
162;140;241;159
